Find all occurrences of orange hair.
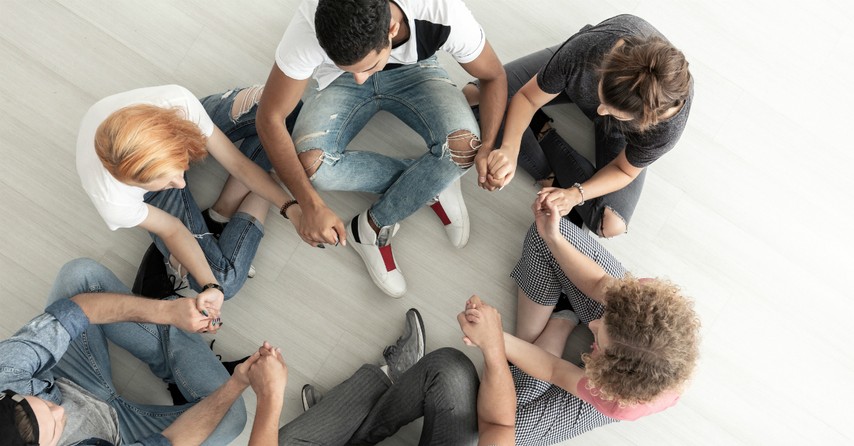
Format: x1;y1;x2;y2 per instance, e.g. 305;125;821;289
94;104;208;184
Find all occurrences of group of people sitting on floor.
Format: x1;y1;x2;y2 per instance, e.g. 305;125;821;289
0;0;700;445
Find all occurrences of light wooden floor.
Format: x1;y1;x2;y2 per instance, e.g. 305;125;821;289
1;0;852;444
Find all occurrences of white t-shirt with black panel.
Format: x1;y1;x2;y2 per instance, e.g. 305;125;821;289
275;0;486;90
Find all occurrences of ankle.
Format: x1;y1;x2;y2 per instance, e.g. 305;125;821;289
366;210;381;235
207;208;231;222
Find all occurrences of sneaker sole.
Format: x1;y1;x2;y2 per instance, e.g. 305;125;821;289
301;384;313;412
408;308;426;359
347;222;406;298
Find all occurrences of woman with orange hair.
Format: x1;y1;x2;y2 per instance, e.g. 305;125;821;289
77;85;301;318
465;14;692;238
468;197;700;443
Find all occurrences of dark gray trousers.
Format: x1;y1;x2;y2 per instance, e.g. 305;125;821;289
278;348;479;446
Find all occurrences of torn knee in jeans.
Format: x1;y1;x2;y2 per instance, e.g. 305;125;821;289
598;206;627;238
298;149;324;176
446;130;480;169
230;85;264;121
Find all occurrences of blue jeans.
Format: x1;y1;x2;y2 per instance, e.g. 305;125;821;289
47;259;246;445
293;57;479;227
144;88;301;298
279;348;479;446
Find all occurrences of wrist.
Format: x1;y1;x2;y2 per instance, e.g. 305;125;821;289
280;199;299;220
568;183;585;206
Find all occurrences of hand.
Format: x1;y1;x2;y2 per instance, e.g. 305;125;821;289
195;287;224;332
457;295;504;352
474;145;494;190
232;349;263;388
298;203;347;248
168;297;220;334
248;341;288;401
535;187;576;217
484;147;517;190
532;197;563;244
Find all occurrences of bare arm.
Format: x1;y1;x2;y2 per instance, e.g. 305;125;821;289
161;370;253;445
483;76;558;190
71;292;217;333
457;296;515;445
137;206;224;318
257;65;345;246
533;199;614;305
539;149;643;215
247;344;288;446
460;41;508;191
205;127;295;211
503;332;584;397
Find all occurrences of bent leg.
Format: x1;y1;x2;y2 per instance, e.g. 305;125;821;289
369;59;481;227
292;77;411;193
278;365;390;445
352;348;479;446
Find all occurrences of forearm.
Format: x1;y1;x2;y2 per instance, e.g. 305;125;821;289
477;344;516;428
256;114;324;210
231;157;293;209
248;396;284;446
475;73;507;150
71;293;174;325
543;236;611;304
571;159;636;203
503;332;560;382
162;377;247;446
498;90;540;155
162;227;217;286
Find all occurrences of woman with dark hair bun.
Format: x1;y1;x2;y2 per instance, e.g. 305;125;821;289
466;15;692;238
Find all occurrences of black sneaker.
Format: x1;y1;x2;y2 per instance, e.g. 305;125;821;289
132;244;178;299
383;308;426;382
301;384;323;412
202;208;228;238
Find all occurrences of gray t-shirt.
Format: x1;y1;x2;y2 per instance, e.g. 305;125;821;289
536;14;693;168
57;378;121;446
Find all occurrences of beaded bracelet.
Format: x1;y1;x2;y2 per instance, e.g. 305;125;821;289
280;199;299;219
571;183;585;206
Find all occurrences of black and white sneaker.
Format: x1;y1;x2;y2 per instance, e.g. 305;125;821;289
383;308;426;382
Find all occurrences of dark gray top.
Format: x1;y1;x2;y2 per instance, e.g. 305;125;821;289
537;14;693;168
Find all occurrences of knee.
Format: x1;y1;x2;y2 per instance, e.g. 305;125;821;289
215;396;248;444
598;207;627;238
446;130;480;169
230;85;264;121
298;149;324;177
428;347;478;384
58;258;104;278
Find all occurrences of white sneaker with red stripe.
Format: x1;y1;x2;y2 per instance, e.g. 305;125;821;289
430;179;470;248
347;210;406;298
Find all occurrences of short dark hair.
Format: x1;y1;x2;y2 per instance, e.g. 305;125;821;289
315;0;392;66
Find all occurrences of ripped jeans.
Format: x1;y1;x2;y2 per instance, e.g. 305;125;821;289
292;56;480;227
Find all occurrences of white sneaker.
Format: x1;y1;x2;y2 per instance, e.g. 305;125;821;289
430;179;470;248
347;210;407;298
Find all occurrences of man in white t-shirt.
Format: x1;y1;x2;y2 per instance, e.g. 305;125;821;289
257;0;507;297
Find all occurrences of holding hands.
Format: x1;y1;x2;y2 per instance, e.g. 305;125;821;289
232;342;288;397
298;204;347;248
476;146;518;191
533;195;564;244
194;286;225;333
169;296;223;334
457;295;505;352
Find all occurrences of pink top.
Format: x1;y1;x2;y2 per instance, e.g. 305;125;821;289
576;377;680;421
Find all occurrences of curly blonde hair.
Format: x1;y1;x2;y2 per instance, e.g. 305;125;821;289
95;104;208;185
581;276;700;406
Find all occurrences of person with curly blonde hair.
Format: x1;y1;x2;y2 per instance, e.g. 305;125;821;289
77;85;302;317
464;14;692;238
497;197;700;444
